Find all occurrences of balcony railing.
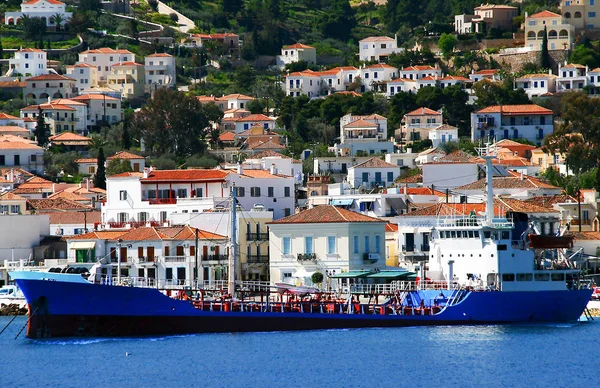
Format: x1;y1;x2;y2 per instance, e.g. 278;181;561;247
138;256;157;263
247;255;269;263
363;253;380;261
147;198;177;205
204;254;228;261
246;233;269;241
164;256;186;262
297;253;317;262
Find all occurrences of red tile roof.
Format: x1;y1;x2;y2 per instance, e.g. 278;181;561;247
283;43;315;49
344;119;377;128
405;187;446;196
405;107;441;116
112;61;143;67
49;132;91;142
26;74;75;81
235;114;275;122
141;169;229;182
47;211;102;226
402;65;436;71
22;104;76;111
360;36;396;42
455;173;560;191
523;194;578;209
473;69;500;75
496;197;557;214
27;198;92;211
80;48;133;55
218;131;235;142
68;230;127;240
396;173;422;184
0;192;26;201
76;158;98;164
146;53;173;57
476;104;553;115
269;205;385;224
0;113;20;120
386;223;398;232
108;151;144;160
71;94;119;101
246;140;286;150
217;93;254;101
353;157;398;169
23;0;65;5
529;10;561;18
0;126;29;134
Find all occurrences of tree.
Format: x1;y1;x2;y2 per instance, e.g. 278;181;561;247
132;88;211;157
122;123;132;150
233;65;256;94
438;33;457;60
35;106;49;146
222;0;243;15
544;92;600;189
106;158;133;176
540;26;551;70
21;15;46;41
94;147;107;190
569;44;600;69
50;13;65;32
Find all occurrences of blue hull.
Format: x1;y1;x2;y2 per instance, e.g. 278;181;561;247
14;278;593;338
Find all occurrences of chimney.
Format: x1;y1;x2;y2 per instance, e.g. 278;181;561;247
237;162;243;175
86;178;90;191
48;96;51;104
143;167;150;179
9;169;14;182
404;185;407;195
269;164;277;175
520;171;524;180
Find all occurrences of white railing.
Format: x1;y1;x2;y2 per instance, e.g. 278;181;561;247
164;256;187;263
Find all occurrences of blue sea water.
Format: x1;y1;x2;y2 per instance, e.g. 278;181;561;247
1;316;598;388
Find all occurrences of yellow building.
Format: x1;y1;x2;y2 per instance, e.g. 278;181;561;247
385;223;399;267
238;208;273;281
107;62;145;99
0;192;27;214
525;10;575;51
531;147;567;172
560;0;600;31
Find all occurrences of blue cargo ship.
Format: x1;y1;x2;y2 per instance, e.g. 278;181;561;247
9;155;593;338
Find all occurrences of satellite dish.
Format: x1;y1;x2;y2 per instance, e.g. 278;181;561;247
56;228;63;236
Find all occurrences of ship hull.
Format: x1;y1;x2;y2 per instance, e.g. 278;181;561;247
15;278;593;339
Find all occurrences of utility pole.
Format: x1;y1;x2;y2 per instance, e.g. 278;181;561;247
194;227;199;288
117;238;122;284
228;183;237;297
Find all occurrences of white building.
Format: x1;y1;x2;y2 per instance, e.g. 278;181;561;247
78;48;136;83
308;185;407;218
359;64;398;93
386;77;418;96
0;137;45;175
428;124;458;148
469;69;501;82
234;114;276;133
347;157;400;190
145;53;176;92
385;151;418;169
23;74;76;104
335;113;393;157
358;36;402;62
399;65;441;81
71;94;123;130
284;67;360;98
514;72;557;98
0;215;49;271
49;98;88;133
471;104;554;145
285;70;322;97
5;0;72;27
268;205;387;285
7;48;48;78
66;63;99;93
276;43;317;68
557;63;588;93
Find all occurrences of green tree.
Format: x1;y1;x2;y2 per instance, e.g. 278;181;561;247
132;88;211;157
94;147;107;190
222;0;244;15
106;158;133;176
50;13;65;32
544;92;600;189
569;44;600;69
540;26;551;69
233;65;256;94
35;106;49;146
438;33;457;60
21;15;46;41
122;120;132;150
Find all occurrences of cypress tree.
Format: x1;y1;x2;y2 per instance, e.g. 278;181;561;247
35;106;49;146
94;147;107;190
541;26;551;70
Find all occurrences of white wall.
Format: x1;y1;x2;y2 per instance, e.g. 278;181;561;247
0;214;50;262
422;163;479;190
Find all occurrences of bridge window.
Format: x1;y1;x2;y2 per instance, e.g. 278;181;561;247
468;231;474;238
501;231;510;240
502;273;515;282
534;273;549;281
517;273;533;281
484;231;491;239
474;231;480;238
551;273;565;281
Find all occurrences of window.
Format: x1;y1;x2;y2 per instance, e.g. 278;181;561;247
528;20;536;26
283;237;291;255
160;211;167;222
88;166;96;174
119;190;127;200
327;236;336;254
118;212;128;222
364;235;370;253
177;189;187;198
267;187;274;197
387;171;394;182
362;172;369;183
284;208;291;217
10;205;20;214
375;235;380;253
353;236;359;254
284;187;291;197
551;273;565;281
502;273;515;282
590;12;596;18
517;273;533;281
534;273;550;281
138;212;148;222
236;187;245;197
250;187;261;197
304;236;313;254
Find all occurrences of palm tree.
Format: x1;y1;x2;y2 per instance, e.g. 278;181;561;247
50;13;64;34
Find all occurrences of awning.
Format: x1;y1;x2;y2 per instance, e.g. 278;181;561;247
293;268;314;278
70;241;96;250
330;199;354;206
387;197;406;213
330;271;371;279
367;271;415;279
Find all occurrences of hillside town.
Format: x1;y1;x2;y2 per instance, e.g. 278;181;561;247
1;0;600;290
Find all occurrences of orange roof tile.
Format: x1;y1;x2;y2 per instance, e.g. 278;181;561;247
473;69;500;75
283;43;315;49
386;223;398;232
47;211;101;226
70;94;119;101
269;205;385;224
0;192;26;201
146;53;173;57
344;119;378;128
112;61;143;67
108;151;144;160
26;74;75;81
235;114;275;122
402;65;436;71
68;230;127;240
49;132;91;142
141;169;229;182
76;158;98;164
246;140;286;150
27;198;92;210
353;157;398;169
360;36;396;42
217;93;254;101
476;104;553;115
218;131;235;142
0;126;29;134
0;113;20;120
405;107;441;116
529;10;561;18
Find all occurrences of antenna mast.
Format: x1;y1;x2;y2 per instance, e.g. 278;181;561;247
228;184;237;297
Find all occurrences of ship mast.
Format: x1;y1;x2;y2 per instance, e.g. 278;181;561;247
477;140;496;226
228;183;237;297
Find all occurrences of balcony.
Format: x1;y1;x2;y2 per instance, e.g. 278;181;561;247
246;232;269;241
164;256;186;263
204;254;228;261
402;244;415;252
147;198;177;205
363;252;380;261
247;255;269;263
297;253;317;262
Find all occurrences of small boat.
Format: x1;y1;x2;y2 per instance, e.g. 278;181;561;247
0;284;27;309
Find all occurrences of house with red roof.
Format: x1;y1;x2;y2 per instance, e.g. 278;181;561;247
401;107;443;144
71;94;123;130
78;48;135;83
336;113;393;156
144;53;176;92
108;151;145;172
468;69;501;83
6;48;48;78
471;104;554;145
23;74;76;104
359;35;403;63
5;0;72;27
359;64;398;93
557;62;588;93
268;205;387;285
185;33;239;54
454;4;517;34
108;61;145;99
277;43;317;68
399;65;441;81
525;11;573;51
65;63;99;93
234;113;276;133
348;157;400;190
0;136;45;175
20;102;77;134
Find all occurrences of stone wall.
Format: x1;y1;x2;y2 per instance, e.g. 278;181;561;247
491;50;569;73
